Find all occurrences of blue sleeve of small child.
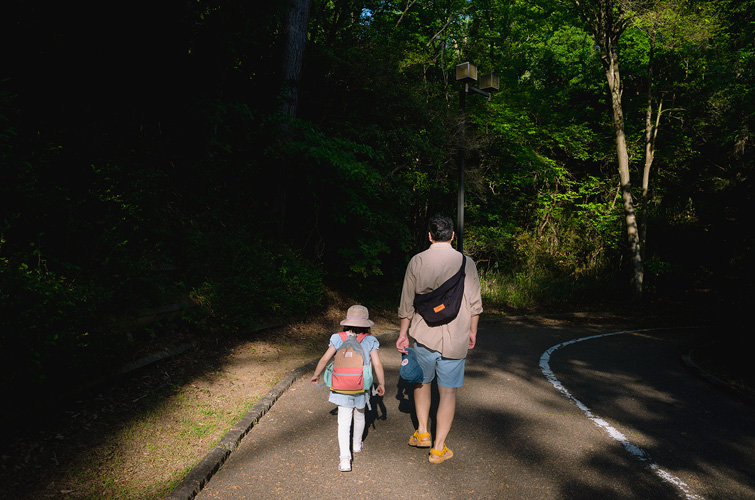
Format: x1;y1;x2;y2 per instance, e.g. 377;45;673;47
366;336;379;352
329;333;343;349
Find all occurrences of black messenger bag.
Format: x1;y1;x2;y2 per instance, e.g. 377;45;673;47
413;256;466;326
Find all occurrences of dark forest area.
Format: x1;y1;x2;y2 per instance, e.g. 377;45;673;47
1;0;753;415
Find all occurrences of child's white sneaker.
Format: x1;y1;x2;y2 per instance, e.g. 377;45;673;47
353;441;363;453
339;456;351;472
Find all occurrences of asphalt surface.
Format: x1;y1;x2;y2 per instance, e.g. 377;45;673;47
167;316;755;500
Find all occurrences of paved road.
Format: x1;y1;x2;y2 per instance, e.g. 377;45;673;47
188;317;755;500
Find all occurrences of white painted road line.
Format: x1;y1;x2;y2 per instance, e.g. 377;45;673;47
539;329;705;500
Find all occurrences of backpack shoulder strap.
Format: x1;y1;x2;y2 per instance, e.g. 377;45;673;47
339;332;369;343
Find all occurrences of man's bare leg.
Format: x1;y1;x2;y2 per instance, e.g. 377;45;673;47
433;386;457;451
414;382;431;435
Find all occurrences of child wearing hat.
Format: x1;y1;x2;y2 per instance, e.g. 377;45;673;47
311;305;385;472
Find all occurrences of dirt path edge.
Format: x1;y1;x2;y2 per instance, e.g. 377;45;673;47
165;330;400;500
164;358;318;500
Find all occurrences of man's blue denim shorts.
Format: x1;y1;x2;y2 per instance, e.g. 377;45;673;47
413;342;466;388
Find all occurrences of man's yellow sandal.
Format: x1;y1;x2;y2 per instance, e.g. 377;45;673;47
429;444;453;464
408;430;432;448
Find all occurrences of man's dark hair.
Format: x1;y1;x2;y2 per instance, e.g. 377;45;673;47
428;215;455;242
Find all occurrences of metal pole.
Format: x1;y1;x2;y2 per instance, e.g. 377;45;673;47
457;83;467;254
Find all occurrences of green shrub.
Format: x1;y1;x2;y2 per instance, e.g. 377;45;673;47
0;258;117;399
186;229;324;330
477;229;620;312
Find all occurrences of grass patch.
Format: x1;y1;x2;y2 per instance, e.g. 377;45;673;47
60;386;265;499
480;268;617;313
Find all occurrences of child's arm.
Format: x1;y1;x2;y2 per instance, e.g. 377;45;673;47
370;349;386;396
311;346;337;385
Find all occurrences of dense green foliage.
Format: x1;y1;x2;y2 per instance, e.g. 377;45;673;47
1;0;752;398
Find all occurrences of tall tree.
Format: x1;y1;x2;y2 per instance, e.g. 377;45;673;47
632;0;717;261
571;0;644;299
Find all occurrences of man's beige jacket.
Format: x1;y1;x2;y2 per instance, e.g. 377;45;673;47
399;242;483;359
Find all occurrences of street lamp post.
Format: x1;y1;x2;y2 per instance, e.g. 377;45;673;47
455;62;499;254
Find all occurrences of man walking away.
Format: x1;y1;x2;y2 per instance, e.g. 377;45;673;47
396;214;483;463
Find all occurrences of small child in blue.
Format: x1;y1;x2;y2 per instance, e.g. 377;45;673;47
311;305;385;472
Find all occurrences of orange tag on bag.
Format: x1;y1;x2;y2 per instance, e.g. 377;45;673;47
433;304;446;313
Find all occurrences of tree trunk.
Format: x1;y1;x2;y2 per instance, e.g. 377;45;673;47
281;0;312;119
603;38;644;301
276;0;312;238
640;36;656;263
573;0;645;300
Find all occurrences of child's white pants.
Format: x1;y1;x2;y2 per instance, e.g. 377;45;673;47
337;406;365;458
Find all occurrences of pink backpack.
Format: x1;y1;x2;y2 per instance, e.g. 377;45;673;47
324;332;373;394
